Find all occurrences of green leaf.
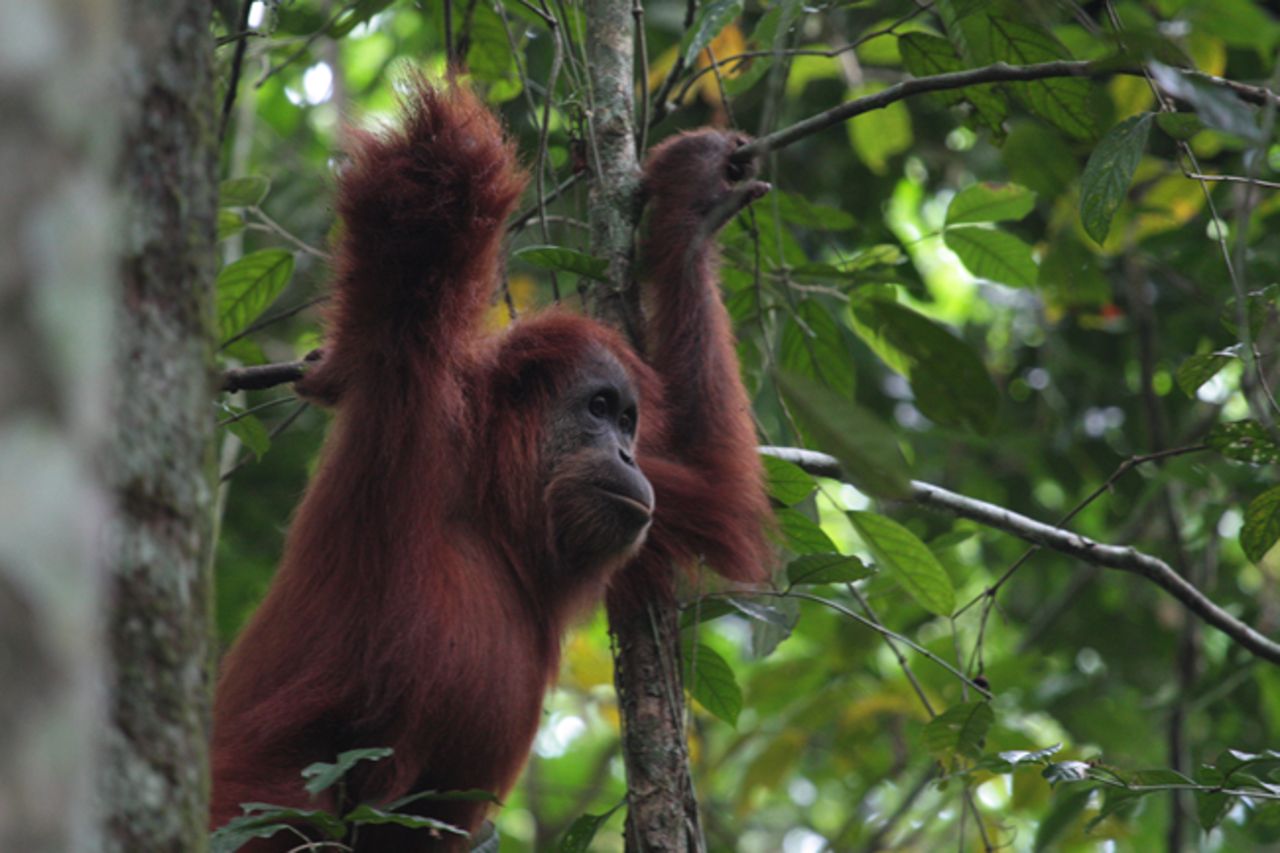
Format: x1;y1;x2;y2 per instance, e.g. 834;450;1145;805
465;3;523;102
1079;112;1154;245
220;176;270;208
681;640;743;726
848;511;955;615
1149;62;1263;143
224;412;270;460
1033;788;1092;851
302;747;393;795
999;744;1062;766
217;249;295;342
1156;112;1206;141
944;226;1036;287
1176;351;1235;397
512;245;609;280
773;191;855;230
210;807;347;853
328;0;394;36
775;371;912;499
1208;420;1280;466
846;83;913;175
344;804;467;835
785;553;872;586
987;18;1095;140
761;455;817;505
218;210;246;241
899;32;1008;135
848;298;998;434
924;701;993;759
1042;760;1092;785
946;182;1036;225
680;0;744;66
779;299;857;398
559;812;613;853
775;508;837;555
679;598;736;629
1242;485;1280;565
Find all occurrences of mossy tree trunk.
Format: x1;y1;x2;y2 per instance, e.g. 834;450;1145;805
100;1;220;850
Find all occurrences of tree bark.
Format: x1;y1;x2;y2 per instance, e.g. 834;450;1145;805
584;0;704;849
0;0;119;849
100;1;220;850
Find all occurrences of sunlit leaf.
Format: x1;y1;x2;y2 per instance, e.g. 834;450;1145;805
1042;760;1092;785
775;507;837;555
1176;350;1235;397
946;182;1036;225
785;553;872;586
224;411;270;460
220;176;270;207
217;249;295;341
944;226;1037;287
848;511;955;615
1079;113;1153;245
680;0;743;66
761;455;817;505
846;82;913;175
217;209;246;241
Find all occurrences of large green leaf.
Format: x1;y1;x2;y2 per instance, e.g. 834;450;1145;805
779;299;856;398
774;507;837;555
681;640;743;726
761;455;817;506
898;32;1008;135
217;249;295;341
848;298;998;434
785;553;873;586
987;18;1095;140
946;182;1036;225
1242;485;1280;565
679;0;744;66
848;511;955;615
775;371;912;499
944;226;1037;287
923;701;993;759
512;245;609;280
1208;420;1280;465
1079;112;1153;245
219;176;270;208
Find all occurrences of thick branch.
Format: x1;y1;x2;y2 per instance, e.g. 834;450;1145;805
758;446;1280;666
732;60;1279;161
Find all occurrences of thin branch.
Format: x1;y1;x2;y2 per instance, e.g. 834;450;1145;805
731;60;1279;162
1184;172;1280;190
219;0;255;141
221;350;321;393
757;446;1280;666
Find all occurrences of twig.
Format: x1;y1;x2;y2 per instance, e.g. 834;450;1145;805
219;0;255;142
757;446;1280;665
1184;172;1280;190
731;60;1279;162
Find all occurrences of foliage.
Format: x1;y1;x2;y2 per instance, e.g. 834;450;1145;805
210;0;1280;849
209;748;491;852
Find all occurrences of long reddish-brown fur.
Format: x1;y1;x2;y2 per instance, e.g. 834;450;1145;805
211;79;771;851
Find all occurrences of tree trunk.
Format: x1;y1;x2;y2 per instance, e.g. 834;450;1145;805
100;1;220;850
0;0;119;849
584;0;705;848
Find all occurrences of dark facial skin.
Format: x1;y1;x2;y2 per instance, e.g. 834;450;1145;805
543;351;654;567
